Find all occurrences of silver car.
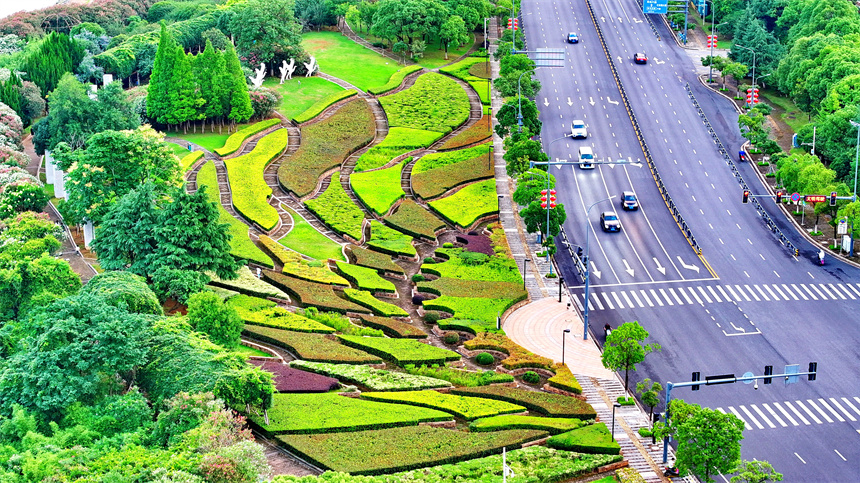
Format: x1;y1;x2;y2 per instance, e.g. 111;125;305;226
571;120;587;139
600;211;622;232
621;191;639;210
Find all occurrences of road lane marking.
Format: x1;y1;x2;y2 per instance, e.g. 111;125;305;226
761;404;787;427
739;405;764;429
754;285;770;301
688;287;703;304
783;401;811;425
697;287;713;303
611;292;624;309
801;284;818;300
640;290;654;306
649;289;664;306
829;398;856;421
751;404;776;428
781;284;799;300
744;285;761;301
716;285;730;301
725;285;741;301
795;400;823;424
630;290;644;307
809;284;828;299
601;292;614;310
734;285;752;301
771;402;799;426
763;285;780;300
828;283;847;299
818;399;845;422
658;288;674;305
837;284;856;299
724;407;752;430
707;286;722;302
668;288;683;304
806;399;833;423
679;288;693;304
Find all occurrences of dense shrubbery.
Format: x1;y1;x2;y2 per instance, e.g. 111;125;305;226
379;73;470;133
383;199;445;241
438;115;492;151
421;248;521;283
452;386;597;419
293;89;357;124
260;235;349;285
304;173;366;241
470;415;587;434
548;364;583;394
439;57;491;105
412;143;493;199
262;271;370;314
225;294;335;333
208;266;288;300
301;306;384;337
336;261;397;293
347;245;405;274
359;314;427;339
424;296;521;324
250;360;340;393
402;364;514;387
242;325;381;363
354;127;442;172
290;361;450;391
338;335;460;366
223;128;287;231
417;278;525;300
361;390;525;420
546;423;621;455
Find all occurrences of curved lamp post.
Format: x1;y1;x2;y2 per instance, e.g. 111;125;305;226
735;44;757;90
541;135;570;275
582;196;615;340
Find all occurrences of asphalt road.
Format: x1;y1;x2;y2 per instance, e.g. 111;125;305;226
519;0;860;480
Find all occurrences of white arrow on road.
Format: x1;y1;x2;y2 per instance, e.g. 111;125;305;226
617;17;622;23
629;157;643;168
653;258;666;275
617;55;622;63
655;59;665;65
677;256;701;272
606;96;619;105
543;97;549;106
622;259;635;277
589;97;595;106
590;262;601;279
567;97;573;106
601;16;606;22
633;18;643;23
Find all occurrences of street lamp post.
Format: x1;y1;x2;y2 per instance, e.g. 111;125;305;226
516;70;529;132
561;328;571;364
611;402;621;442
522;258;531;290
735;44;757;90
849;120;860;257
582;196;615;340
541;135;570;275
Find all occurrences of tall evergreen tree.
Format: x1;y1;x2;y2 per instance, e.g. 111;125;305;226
223;43;253;125
194;39;226;129
147;23;177;126
21;32;85;95
168;46;203;131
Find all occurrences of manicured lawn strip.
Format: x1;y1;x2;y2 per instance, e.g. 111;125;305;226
290;361;450;391
368;65;423;95
383;199;445;241
249;360;340;393
179;150;203;172
342;20;475;70
548;364;583;395
451;386;597;419
279;205;346;262
302;31;401;91
242;326;381;363
417;278;525;299
249;393;451;435
208;265;287;299
223;129;288;230
379;73;470;133
262;76;345;120
437;318;503;335
366;220;416;257
294;89;358;124
304;173;366;242
359;315;427;339
259;235;349;285
438;57;491;105
547;423;621;455
422;248;522;283
335;262;396;293
428;179;498;228
166;142;189;158
412;144;494;199
262;271;370;314
227;294;335;334
438;115;492;150
279;99;375;197
215;118;281;156
166;123;254;153
361;390;525;420
338;335;460;366
350;161;405;216
354;127;442;172
301;309;383;337
195;162;274;267
464;333;555;370
423;296;520;324
344;289;408;317
402;364;514;387
234;344;272;358
470;415;588;434
347;245;404;274
276;426;546;475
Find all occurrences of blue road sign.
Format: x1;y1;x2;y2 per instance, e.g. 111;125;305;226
791;192;801;203
643;0;668;14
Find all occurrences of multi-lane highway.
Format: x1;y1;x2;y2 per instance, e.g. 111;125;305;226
519;0;860;480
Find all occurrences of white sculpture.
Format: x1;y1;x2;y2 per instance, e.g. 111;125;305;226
303;56;318;77
249;62;266;88
279;59;297;84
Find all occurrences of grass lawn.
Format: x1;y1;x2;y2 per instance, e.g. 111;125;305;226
761;89;811;135
165;122;254;153
303;31;400;91
166;142;191;158
234;344;272;358
345;21;477;69
262;76;344;120
278;204;346;262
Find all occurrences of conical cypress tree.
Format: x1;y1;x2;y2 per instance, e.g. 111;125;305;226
168;47;203;131
223;43;252;125
147;23;177;126
194;40;225;126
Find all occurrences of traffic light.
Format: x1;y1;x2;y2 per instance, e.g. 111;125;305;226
808;362;817;381
830;191;838;206
775;191;783;204
764;365;773;385
692;371;701;391
742;190;750;204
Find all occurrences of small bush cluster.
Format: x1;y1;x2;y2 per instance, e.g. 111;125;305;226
338;335;460;366
350;160;406;216
242;325;381;363
300;307;383;337
383;199;445;241
475;353;494;365
412;143;493;199
521;371;540;384
617;467;648;483
402;365;513;387
428;179;498;228
366;220;416;257
547;364;582;395
290;361;450;391
452;386;597;419
368;65;423;95
360;390;526;421
262;271;370;314
464;333;554;370
293;89;358;124
304;173;366;241
442;331;460;345
215;118;280;156
546;423;621;455
359;315;427;339
223;129;288;231
343;289;408;317
335;262;397;293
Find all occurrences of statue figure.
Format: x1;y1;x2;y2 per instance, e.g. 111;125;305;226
280;58;297;84
303;56;318;77
249;62;266;88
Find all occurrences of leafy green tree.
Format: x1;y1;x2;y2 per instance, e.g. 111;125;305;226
187;291;242;349
520;200;566;241
636;378;663;424
150;391;224;448
838;201;860;238
730;9;782;78
194;39;226;126
224;43;253;125
295;0;337;30
147;23;177;126
601;321;661;392
731;460;784;483
168;46;204;131
439;16;468;60
92;183;159;274
0;183;48;219
781;0;860;48
21;32;85;95
503;130;549;177
495;96;541;138
721;62;749;96
358;0;380;34
224;0;305;65
513;168;555;206
81;270;163;316
668;400;745;483
150;266;210;305
776;151;820;193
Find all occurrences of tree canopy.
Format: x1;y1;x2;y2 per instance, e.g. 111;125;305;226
601;321;661;392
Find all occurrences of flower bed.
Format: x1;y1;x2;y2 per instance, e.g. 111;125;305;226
417;278;525;300
359;315;427;339
421;248;521;283
262;271;370;314
379;73;470;133
215;118;281;156
354;127;442;172
368;65;423;95
437;115;492;151
412;143;493;199
402;364;513;387
335;262;396;293
208;266;287;299
347;245;405;275
180;150;204;172
548;364;583;395
224;129;288;231
226;294;335;333
259;235;349;285
470;415;587;434
428;179;498;229
304;173;365;241
293;89;358;124
383;199;445;241
546;423;621;455
451;386;597;419
437;319;503;335
350;161;405;216
250;360;340;393
242;325;381;363
290;361;450;391
464;333;554;370
344;289;408;317
366;220;416;257
280;205;346;262
361;390;526;420
337;335;460;366
276;426;546;475
249;393;450;435
423;296;521;324
279;100;375;198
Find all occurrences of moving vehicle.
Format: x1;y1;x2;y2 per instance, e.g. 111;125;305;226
571;120;587;139
578;146;594;169
600;212;622;232
621;191;639;210
567;32;579;43
634;53;648;64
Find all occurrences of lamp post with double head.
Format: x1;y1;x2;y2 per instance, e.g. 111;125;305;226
849;120;860;256
582;196;614;340
735;44;757;90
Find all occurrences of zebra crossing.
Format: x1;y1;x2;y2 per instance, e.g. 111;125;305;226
573;282;860;311
715;396;860;431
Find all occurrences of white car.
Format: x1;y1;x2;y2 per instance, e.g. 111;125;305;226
571;120;587;139
578;146;594;169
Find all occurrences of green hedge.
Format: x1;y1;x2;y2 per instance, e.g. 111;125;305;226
215;118;281;156
350;161;406;216
412;143;494;199
338;335;460;366
259;235;349;286
366;220;416;257
242;325;380;363
421;249;521;283
262;271;370;314
361;390;525;421
355;128;442;172
290;361;450;391
418;278;525;300
226;294;335;333
280;205;347;262
279;100;375;197
248;393;450;435
335;262;396;293
439;57;491;106
224;129;288;230
293;89;358;124
304;173;366;241
276;426;547;476
428;179;498;229
180;150;204;173
379;73;470;133
546;423;621;455
359;315;426;339
383;199;445;241
438;115;492;150
470;415;587;434
343;289;408;317
547;366;583;395
437;319;503;335
402;365;513;387
451;386;597;419
368;65;423;95
208;266;287;299
347;245;405;274
423;296;521;324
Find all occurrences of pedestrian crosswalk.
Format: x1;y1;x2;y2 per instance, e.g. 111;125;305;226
572;282;860;311
714;396;860;431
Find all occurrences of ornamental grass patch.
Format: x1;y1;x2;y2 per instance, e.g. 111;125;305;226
208;266;287;299
437;319;503;335
361;390;525;420
546;423;621;455
346;245;405;275
428;179;498;228
280;205;346;262
301;308;383;337
354;127;442;172
423;296;520;324
438;115;492;151
250;393;450;435
380;73;470;133
470;415;587;434
350;162;405;216
304;173;366;241
276;425;546;475
548;364;583;394
338;335;460;366
249;360;340;393
262;271;370;314
259;235;348;285
451;386;597;419
293;89;358;124
366;220;416;257
242;325;381;363
359;315;427;339
402;364;513;387
343;289;408;317
412;143;493;199
279;99;375;197
464;333;555;370
179;150;203;172
383;199;445;241
290;361;450;391
226;294;335;333
335;262;396;293
368;65;423;95
215;118;281;156
421;248;521;283
417;278;526;300
223;129;288;231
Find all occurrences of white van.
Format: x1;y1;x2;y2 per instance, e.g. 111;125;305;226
578;146;594;169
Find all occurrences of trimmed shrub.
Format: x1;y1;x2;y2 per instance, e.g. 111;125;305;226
383;199;445;241
226;294;335;333
470;415;586;434
417;278;525;300
301;307;383;337
638;427;653;437
411;294;425;304
343;289;408;317
411;274;425;283
617;396;635;406
304;173;365;241
223;129;288;231
262;271;370;314
335;262;396;293
358;315;427;339
347;244;404;274
249;360;339;393
208;266;287;299
355;127;442;172
438;319;503;335
412;143;494;199
368;65;423;95
475;352;494;366
179;150;204;172
442;332;460;345
351;161;406;216
546;423;621;455
452;386;597;419
438;115;492;150
379;73;470;133
547;364;583;395
290;361;450;391
522;371;540;384
215;118;280;156
402;365;513;387
428;179;498;228
360;390;526;420
259;235;349;286
439;57;492;106
464;333;554;370
242;325;380;363
424;311;440;324
420;248;521;283
338;335;460;366
367;220;416;257
293;89;358;124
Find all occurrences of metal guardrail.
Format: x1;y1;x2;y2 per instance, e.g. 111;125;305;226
684;84;800;256
583;0;701;254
